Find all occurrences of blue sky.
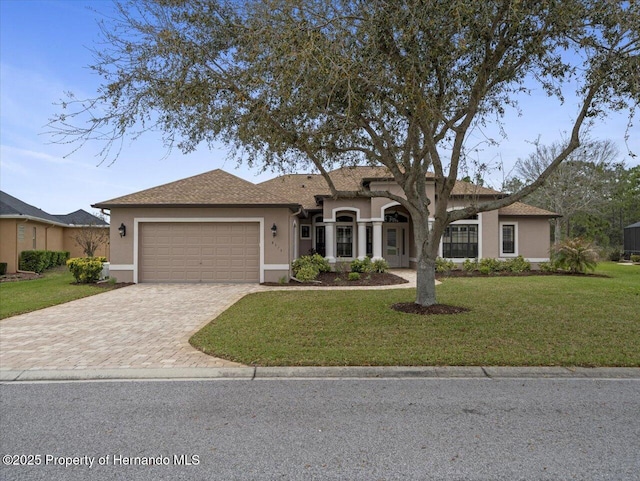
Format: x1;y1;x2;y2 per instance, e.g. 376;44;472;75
1;0;638;216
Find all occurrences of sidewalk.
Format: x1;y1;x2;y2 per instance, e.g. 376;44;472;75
2;366;639;382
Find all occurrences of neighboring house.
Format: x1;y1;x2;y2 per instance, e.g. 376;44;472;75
94;167;558;284
624;221;640;257
0;191;110;273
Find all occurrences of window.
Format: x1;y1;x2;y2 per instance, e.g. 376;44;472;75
315;226;326;256
32;227;37;249
384;211;408;223
500;223;517;256
300;225;311;239
366;226;373;257
335;213;355;258
442;224;478;258
336;225;353;257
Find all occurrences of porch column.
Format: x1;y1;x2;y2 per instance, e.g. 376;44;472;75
293;221;298;260
325;220;336;263
372;221;383;260
357;222;367;260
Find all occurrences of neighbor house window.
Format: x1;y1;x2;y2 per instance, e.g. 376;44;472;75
500;223;517;256
442;224;478;258
300;225;311;239
32;227;37;249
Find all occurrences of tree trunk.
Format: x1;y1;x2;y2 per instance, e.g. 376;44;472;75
413;215;439;307
415;256;437;306
554;218;562;245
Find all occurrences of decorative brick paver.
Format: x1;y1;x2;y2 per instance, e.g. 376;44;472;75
0;270;418;371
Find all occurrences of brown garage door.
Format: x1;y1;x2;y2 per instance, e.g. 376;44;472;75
139;222;260;283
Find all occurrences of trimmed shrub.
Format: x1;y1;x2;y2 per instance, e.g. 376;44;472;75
20;250;47;273
294;264;320;282
292;253;332;282
350;257;373;273
538;261;558;273
348;272;361;281
66;257;104;283
0;262;7;275
435;257;455;274
371;258;389;273
19;250;69;273
502;256;531;273
553;238;599;274
462;258;478;272
631;254;640;263
478;258;501;274
292;253;331;278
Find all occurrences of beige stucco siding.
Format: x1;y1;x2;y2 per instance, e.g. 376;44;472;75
481;210;500;259
0;219;66;273
0;219;18;273
500;216;552;260
107;206;292;283
323;198;371;220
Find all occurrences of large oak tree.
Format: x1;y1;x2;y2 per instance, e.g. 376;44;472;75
51;0;639;306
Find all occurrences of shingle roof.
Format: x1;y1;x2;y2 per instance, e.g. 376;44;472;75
0;191;109;226
55;209;108;226
0;191;66;224
93;169;297;208
624;221;640;229
259;166;505;209
498;202;560;217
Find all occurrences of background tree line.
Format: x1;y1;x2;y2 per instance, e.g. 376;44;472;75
503;139;640;252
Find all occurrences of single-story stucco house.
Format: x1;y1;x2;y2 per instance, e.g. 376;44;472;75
94;167;558;284
0;191;110;273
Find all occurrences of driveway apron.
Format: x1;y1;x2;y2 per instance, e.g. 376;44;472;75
0;284;261;370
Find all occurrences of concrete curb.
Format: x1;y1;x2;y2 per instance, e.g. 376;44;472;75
1;366;639;382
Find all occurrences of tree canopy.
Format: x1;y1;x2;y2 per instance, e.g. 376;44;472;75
51;0;640;305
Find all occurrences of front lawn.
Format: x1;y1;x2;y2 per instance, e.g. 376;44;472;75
190;262;640;367
0;268;116;319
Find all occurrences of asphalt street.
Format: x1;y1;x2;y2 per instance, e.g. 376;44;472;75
1;378;638;481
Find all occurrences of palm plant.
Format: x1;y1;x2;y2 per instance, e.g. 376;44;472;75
553;238;599;274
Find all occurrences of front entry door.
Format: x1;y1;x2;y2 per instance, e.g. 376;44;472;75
384;225;408;268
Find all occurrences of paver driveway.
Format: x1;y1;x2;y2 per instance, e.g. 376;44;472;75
0;270;418;372
0;284;263;370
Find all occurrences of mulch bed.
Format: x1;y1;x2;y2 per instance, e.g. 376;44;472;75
263;272;409;287
392;303;470;315
0;272;41;283
0;271;133;289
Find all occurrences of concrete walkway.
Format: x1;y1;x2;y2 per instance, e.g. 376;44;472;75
0;270;418;372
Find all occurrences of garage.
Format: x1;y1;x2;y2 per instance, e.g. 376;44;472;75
139;222;260;283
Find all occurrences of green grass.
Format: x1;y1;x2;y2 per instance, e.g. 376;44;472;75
0;268;114;319
190;262;640;367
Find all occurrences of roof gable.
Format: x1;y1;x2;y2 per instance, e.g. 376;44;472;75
93;169;296;207
55;209;108;226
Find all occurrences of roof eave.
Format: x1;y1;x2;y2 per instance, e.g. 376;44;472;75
0;214;69;228
92;202;301;211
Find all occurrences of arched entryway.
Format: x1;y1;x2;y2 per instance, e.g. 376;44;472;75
382;208;410;268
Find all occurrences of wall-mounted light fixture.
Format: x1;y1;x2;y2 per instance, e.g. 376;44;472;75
118;223;126;237
271;223;277;237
